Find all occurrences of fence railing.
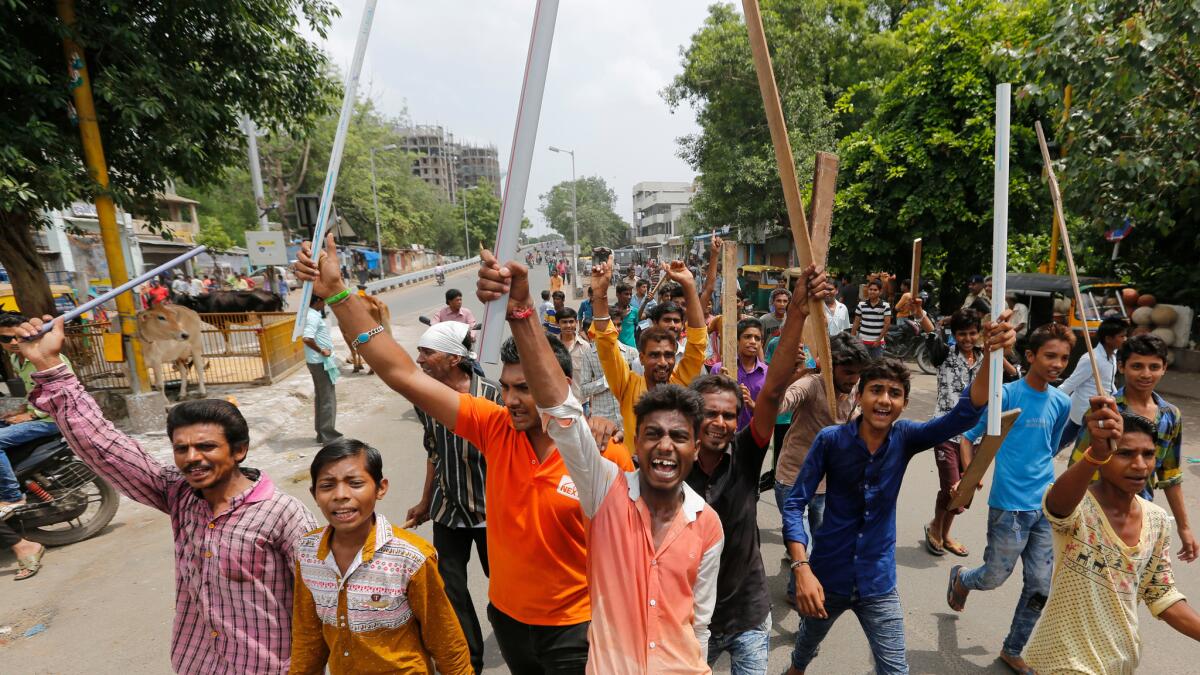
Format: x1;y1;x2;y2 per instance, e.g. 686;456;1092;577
63;312;305;391
364;256;481;295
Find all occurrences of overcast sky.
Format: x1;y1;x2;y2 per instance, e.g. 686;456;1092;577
313;0;711;236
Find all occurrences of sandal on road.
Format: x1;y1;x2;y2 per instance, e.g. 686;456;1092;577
947;565;969;611
15;544;46;581
924;524;946;556
943;538;969;557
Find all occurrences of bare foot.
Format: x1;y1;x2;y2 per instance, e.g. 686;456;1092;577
999;651;1035;674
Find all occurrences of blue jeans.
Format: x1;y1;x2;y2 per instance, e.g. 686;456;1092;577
707;611;770;675
791;588;907;674
959;508;1053;656
776;482;825;599
0;420;60;501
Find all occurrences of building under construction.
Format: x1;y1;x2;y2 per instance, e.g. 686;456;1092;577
396;125;502;202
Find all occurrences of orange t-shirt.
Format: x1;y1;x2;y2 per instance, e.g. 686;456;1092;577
453;393;634;626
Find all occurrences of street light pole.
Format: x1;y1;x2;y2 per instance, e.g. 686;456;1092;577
549;145;579;296
370;143;397;275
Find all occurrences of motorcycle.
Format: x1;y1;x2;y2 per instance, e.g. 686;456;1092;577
2;431;119;546
882;317;939;375
435;270;446;286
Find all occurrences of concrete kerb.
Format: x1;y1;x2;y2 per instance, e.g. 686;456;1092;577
364;256;481;296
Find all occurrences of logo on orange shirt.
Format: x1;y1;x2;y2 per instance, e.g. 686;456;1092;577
556;475;579;501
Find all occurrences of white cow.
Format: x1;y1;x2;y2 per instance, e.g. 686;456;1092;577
136;304;207;400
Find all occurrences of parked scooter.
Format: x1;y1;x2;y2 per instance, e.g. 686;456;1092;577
1;431;119;546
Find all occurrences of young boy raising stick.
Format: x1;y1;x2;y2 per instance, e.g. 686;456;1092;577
477;250;724;675
1025;399;1200;672
290;439;471;674
783;312;1015;675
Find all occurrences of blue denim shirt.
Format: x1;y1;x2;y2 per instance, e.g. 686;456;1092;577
783;391;983;597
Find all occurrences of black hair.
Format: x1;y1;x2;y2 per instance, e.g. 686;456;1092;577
454;331;476;374
770;288;791;301
737;317;764;340
540;290;550;301
666;283;684;299
1097;316;1128;343
0;311;29;327
309;294;324;308
1027;322;1076;353
1120;412;1156;443
309;438;384;486
167;399;251;455
445;288;463;303
867;279;883;289
949;308;982;334
830;332;870;367
690;373;743;413
1119;333;1169;365
557;307;577;321
856;357;912;399
637;326;678;353
552;291;565;301
633;383;705;437
500;335;572;379
649;302;683;323
636;279;649;289
616;282;632;295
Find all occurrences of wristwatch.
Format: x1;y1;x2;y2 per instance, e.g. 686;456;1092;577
353;325;386;346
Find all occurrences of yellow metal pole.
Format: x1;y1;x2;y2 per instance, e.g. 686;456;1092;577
1046;85;1071;275
57;0;146;392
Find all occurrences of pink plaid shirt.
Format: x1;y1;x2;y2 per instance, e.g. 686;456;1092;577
31;366;317;674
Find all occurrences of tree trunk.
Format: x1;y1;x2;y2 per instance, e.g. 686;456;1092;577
0;210;56;318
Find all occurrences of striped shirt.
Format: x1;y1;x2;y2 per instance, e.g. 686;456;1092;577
855;300;891;343
416;374;501;527
30;366;316;674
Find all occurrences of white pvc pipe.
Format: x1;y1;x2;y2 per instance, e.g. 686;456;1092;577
988;83;1011;436
478;0;560;364
292;0;379;341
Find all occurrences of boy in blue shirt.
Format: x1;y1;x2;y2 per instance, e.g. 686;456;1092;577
947;322;1074;674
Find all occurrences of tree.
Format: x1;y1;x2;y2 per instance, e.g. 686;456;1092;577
831;0;1053;308
0;0;338;316
461;180;502;254
196;221;236;254
663;0;914;234
538;176;629;254
1019;0;1200;305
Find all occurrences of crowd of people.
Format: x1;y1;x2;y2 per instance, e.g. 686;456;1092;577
0;233;1197;674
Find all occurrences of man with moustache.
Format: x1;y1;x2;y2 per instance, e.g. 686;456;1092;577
9;315;315;674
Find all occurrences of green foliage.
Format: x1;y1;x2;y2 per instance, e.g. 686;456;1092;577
196;220;236;254
462;180;502;254
178;167;257;247
1019;0;1200;305
833;0;1054;301
538;176;630;253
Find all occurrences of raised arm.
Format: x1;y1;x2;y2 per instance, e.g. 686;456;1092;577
295;235;461;428
697;235;722;314
476;251;618;517
1045;397;1121;518
750;265;830;443
665;260;705;331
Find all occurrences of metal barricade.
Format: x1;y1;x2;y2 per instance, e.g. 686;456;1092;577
61;312;305;391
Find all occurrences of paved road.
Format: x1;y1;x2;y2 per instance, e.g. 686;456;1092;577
3;264;1198;673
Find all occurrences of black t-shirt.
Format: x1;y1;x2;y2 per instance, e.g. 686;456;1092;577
684;426;771;635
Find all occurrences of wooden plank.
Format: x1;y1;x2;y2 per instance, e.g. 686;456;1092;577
721;242;738;375
807;152;839;267
948;408;1021;510
742;0;836;418
910;238;922;307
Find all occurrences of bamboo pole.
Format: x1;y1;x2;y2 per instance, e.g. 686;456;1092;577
741;0;836;417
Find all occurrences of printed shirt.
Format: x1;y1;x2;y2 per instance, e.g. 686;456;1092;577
290;514;472;675
563;336;623;427
783;391;983;597
31;367;317;675
1069;387;1184;495
540;392;723;675
707;358;767;431
776;374;857;489
1059;347;1118;424
11;353;73;419
453;393;634;626
596;319;708;445
935;345;984;443
685;426;771;635
854;300;890;343
1025;491;1186;675
544;306;561;335
416;375;501;527
964;379;1072;512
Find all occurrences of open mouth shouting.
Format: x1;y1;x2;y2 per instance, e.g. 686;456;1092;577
183;464;213;483
649;456;680;482
330;506;359;524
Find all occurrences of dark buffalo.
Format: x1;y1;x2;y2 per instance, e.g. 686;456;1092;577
172;290;285;353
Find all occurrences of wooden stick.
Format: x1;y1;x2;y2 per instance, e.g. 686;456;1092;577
742;0;836;418
802;152;839;415
721;242;738;375
1035;121;1114;435
910;238;922;308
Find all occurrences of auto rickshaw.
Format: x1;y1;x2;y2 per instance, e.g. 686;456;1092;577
0;283;79;315
1005;273;1133;370
737;265;785;312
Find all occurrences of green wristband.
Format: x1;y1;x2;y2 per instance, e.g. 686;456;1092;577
324;289;351;306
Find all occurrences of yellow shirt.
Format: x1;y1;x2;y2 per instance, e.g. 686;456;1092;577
1025;491;1186;674
595;320;707;445
290;514;471;674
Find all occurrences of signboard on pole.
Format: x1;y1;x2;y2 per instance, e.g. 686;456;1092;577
247;231;287;266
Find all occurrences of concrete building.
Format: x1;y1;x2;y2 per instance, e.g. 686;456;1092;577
632;181;695;260
397;125;459;204
456;142;502;197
